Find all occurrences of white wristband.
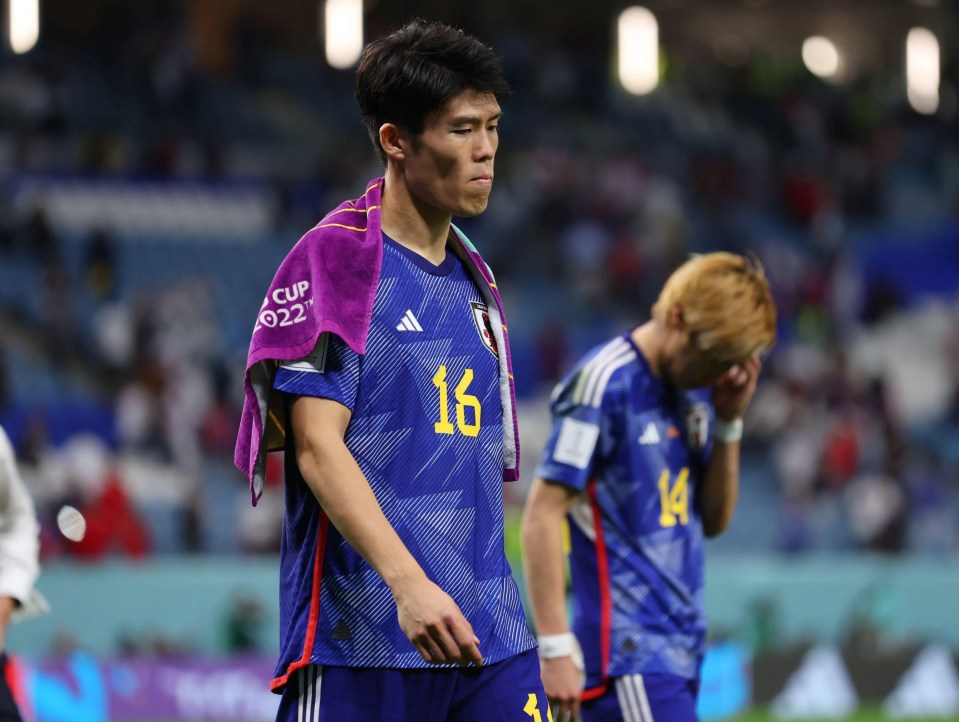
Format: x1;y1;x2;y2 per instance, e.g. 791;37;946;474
537;632;584;670
538;632;576;659
713;417;743;443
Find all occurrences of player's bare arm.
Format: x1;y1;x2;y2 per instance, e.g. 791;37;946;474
700;353;763;537
289;394;483;667
0;596;14;651
521;477;582;720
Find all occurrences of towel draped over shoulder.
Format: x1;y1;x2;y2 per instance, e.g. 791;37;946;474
234;177;520;504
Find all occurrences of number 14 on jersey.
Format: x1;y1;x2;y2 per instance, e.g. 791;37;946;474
658;467;690;527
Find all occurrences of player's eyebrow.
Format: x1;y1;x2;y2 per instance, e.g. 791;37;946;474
449;112;503;125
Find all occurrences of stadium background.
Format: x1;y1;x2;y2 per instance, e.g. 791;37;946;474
1;0;958;720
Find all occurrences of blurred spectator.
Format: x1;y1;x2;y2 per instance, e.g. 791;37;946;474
843;583;902;657
744;597;781;655
221;592;265;653
200;362;239;460
82;228;117;301
23;210;59;269
55;435;150;561
234;453;283;554
532;321;571;390
115;362;170;460
843;467;907;554
819;406;862;492
92;298;136;373
779;494;813;554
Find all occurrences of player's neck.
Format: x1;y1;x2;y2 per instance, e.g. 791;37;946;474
631;322;665;379
380;172;451;265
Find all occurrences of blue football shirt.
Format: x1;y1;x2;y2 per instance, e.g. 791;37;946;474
269;236;535;689
534;332;714;696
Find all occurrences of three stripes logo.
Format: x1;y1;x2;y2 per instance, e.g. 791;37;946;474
638;423;660;445
396;309;423;332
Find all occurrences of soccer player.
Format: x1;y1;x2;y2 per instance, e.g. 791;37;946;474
233;20;548;722
521;253;776;722
0;425;43;722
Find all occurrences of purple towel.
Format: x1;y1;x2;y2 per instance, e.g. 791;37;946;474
235;177;521;504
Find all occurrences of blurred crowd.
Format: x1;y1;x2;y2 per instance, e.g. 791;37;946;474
0;3;957;564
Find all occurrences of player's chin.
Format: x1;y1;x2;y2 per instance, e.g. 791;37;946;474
455;190;492;217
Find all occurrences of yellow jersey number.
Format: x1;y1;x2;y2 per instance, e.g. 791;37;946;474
658;467;690;527
433;365;481;437
523;693;555;722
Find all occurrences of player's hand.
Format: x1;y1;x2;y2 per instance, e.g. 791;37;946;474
392;576;483;667
541;655;584;721
711;353;762;422
0;596;15;652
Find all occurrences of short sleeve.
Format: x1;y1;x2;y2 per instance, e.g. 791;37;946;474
273;333;361;411
533;372;615;492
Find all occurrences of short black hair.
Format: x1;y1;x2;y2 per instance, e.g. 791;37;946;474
354;19;512;166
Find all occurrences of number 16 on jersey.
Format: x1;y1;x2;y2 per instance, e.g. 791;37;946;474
433;365;481;437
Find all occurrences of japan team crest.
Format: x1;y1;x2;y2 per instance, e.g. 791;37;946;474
470;301;499;357
685;402;710;452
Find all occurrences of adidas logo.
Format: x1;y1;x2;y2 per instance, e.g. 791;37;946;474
771;645;858;719
884;644;959;718
638;423;660;445
331;619;352;641
396;309;423;332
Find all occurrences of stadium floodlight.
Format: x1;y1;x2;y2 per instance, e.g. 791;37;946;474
802;36;840;79
323;0;363;70
618;6;659;95
906;27;939;115
8;0;39;54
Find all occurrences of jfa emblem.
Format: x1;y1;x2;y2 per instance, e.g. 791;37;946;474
685;403;710;452
470;301;498;357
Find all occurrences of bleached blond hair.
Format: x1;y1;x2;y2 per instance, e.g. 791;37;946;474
652;252;777;364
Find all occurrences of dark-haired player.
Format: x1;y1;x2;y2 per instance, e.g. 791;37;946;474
234;19;548;722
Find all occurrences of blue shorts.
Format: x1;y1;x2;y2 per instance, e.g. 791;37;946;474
581;673;699;722
276;649;549;722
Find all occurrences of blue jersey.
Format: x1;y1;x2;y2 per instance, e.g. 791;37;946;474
270;237;535;689
534;333;714;696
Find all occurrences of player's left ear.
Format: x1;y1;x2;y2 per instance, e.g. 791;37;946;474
666;303;685;331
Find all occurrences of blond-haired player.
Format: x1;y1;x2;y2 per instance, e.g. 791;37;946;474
522;253;776;721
